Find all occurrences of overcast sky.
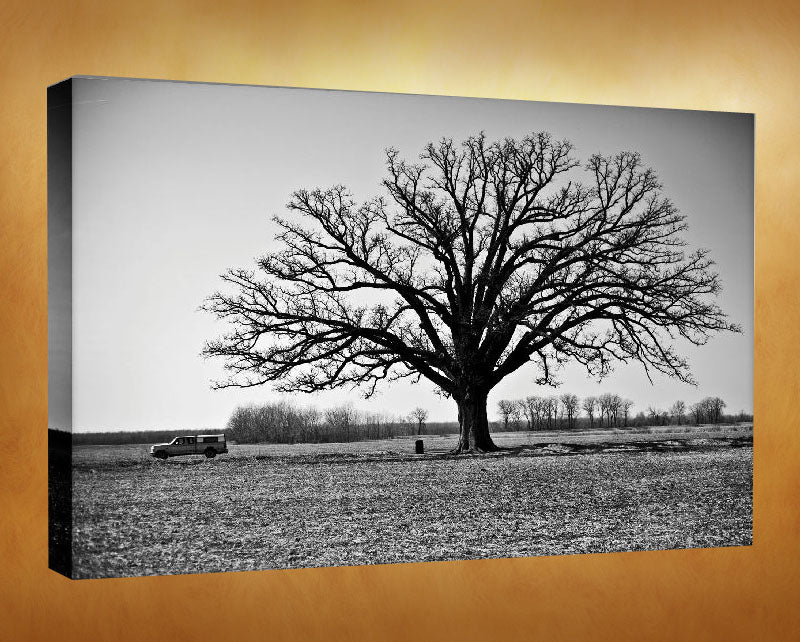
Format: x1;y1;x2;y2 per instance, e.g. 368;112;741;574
62;77;753;432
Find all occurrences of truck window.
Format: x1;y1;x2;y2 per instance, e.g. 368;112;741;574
203;436;218;443
188;437;195;444
173;437;184;445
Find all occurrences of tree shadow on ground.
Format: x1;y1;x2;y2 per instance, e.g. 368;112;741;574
249;435;752;467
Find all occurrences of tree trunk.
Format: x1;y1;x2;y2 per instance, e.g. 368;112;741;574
455;391;498;453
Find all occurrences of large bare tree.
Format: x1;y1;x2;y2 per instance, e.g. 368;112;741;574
203;132;739;453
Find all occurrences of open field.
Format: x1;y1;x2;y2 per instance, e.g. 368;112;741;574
70;426;752;578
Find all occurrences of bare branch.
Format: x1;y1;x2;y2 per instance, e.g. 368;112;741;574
204;133;739;408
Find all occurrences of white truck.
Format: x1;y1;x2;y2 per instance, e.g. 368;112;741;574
150;434;228;459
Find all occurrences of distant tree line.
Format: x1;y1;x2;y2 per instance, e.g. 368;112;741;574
68;394;750;447
71;429;215;446
496;394;750;431
497;393;634;431
226;401;465;444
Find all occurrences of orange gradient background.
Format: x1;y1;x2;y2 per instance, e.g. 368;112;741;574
1;1;798;640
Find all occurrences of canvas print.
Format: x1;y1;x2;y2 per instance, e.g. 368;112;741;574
48;77;753;579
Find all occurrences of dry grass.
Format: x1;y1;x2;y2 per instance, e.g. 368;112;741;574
70;427;752;578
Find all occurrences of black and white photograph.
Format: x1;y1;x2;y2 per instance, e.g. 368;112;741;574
48;76;753;579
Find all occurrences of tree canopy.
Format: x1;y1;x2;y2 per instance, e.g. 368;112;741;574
204;132;739;452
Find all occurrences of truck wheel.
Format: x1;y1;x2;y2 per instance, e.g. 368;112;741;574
156;451;168;460
204;448;217;459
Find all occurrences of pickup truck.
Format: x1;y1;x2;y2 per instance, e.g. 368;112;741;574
150;434;228;459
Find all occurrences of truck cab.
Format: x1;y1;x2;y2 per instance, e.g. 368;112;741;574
150;434;228;459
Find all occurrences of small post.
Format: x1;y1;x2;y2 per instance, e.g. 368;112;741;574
415;439;424;454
